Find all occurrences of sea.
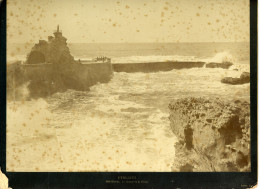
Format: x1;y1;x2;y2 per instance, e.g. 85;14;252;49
7;42;250;172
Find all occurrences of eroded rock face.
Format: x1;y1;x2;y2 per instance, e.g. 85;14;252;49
221;72;250;85
169;97;250;172
206;62;233;69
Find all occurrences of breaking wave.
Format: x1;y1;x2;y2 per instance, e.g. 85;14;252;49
202;51;236;64
75;51;244;65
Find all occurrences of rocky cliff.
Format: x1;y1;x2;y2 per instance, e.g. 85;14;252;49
169;97;250;172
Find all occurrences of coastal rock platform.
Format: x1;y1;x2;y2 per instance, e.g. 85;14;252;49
112;61;205;73
221;72;250;85
205;62;233;69
169;97;250;172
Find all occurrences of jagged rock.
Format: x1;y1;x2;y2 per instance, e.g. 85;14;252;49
26;25;74;64
169;97;250;172
205;62;233;69
221;72;250;85
21;26;92;98
7;26;114;99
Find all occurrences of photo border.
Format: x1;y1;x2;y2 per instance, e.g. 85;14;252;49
0;0;257;188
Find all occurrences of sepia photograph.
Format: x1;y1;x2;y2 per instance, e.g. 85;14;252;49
5;0;251;176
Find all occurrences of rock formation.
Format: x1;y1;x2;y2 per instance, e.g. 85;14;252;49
26;25;74;64
7;26;113;100
206;61;233;69
169;97;250;172
221;72;250;85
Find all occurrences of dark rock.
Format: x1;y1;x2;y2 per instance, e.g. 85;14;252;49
26;26;74;64
112;61;205;73
221;72;250;85
236;151;249;168
7;26;114;99
240;72;250;81
169;97;250;172
205;61;233;69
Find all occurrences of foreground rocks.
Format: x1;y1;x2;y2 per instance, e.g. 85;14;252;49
205;62;233;69
169;97;250;172
221;72;250;85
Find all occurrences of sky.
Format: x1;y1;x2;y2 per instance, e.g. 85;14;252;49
7;0;249;43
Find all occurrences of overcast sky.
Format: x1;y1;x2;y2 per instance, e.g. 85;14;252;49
7;0;249;43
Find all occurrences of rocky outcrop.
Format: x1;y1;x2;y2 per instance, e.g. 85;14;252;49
169;97;250;172
26;26;74;64
205;62;233;69
221;72;250;85
7;26;114;100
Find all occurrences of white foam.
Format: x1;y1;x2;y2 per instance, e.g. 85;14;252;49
202;51;236;63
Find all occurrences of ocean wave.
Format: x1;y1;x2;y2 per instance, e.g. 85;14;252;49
201;52;236;64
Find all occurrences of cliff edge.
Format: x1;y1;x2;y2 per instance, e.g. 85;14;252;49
169;97;250;172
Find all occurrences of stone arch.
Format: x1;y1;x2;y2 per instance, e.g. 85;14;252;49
27;51;45;64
